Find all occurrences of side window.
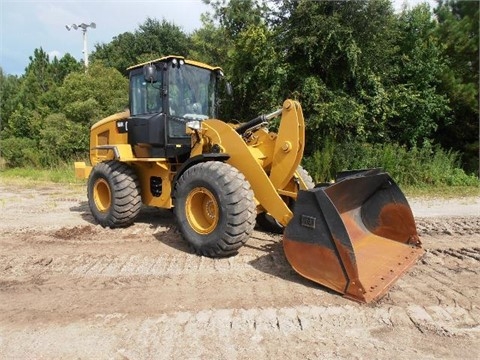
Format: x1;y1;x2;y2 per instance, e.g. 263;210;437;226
130;72;162;116
130;74;144;116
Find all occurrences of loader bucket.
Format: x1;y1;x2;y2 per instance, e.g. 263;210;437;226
283;169;424;303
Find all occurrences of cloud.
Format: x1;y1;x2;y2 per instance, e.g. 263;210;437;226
392;0;436;11
35;2;84;29
48;50;63;60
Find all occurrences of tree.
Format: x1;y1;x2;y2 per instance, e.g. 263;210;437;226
92;32;138;74
2;2;476;174
189;14;229;66
1;58;127;167
227;23;287;120
200;0;285;120
205;0;267;38
0;68;21;133
58;62;129;125
1;48;54;141
267;0;400;149
92;18;191;74
50;53;82;85
39;113;88;165
16;48;56;113
434;0;479;173
387;4;450;147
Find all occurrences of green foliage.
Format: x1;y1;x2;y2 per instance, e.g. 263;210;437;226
304;141;478;187
0;163;79;184
226;23;287;119
302;137;336;182
434;0;479;173
50;53;83;84
0;137;40;167
269;0;450;148
389;5;450;146
0;69;21;131
301;80;367;151
1;57;126;168
0;114;88;168
190;14;229;65
206;0;266;38
1;49;82;136
3;108;43;140
39;113;89;166
63;98;101;125
1;0;477;181
58;62;128;124
199;0;283;120
92;18;192;74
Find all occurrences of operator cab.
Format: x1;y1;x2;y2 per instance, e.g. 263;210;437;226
126;56;223;159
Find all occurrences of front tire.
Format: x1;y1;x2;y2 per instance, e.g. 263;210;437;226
87;161;142;228
174;161;256;257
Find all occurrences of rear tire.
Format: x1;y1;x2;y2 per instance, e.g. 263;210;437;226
87;161;142;228
256;165;314;234
174;161;256;257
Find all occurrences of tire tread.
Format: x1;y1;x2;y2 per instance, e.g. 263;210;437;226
174;161;256;257
87;161;141;228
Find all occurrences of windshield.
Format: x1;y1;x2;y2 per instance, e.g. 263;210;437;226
168;64;218;120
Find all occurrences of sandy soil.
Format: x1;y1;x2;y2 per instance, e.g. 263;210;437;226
0;182;479;359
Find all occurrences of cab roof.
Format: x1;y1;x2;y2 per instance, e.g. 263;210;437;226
127;55;222;72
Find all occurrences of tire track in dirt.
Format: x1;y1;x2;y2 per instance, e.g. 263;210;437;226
0;253;257;279
1;183;479;359
1;220;478;304
2;304;479;359
1;232;478;330
383;238;479;309
416;217;480;236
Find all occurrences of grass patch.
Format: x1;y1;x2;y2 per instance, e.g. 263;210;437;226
0;163;83;185
1;160;478;200
403;185;480;199
0;156;480;199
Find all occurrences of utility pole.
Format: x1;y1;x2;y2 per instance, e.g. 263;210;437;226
66;22;96;68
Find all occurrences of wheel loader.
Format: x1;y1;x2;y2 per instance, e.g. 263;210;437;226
74;55;424;303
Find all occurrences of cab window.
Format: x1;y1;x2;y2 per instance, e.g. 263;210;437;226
130;72;162;116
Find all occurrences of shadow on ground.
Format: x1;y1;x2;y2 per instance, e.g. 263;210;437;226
246;236;333;293
69;200;335;296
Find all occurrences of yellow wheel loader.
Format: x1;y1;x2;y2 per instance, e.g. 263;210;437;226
75;55;424;303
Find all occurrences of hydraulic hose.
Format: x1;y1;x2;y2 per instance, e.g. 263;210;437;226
235;108;282;135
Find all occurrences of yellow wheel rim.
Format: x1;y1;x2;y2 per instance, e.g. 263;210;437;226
186;187;219;235
93;178;111;213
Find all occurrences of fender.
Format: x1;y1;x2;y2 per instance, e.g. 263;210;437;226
172;153;231;189
90;144;136;164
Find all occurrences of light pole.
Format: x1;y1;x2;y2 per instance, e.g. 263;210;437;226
66;22;96;68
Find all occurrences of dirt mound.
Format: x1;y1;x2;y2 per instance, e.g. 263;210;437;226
53;225;98;239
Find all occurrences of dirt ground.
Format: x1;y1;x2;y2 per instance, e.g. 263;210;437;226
0;181;479;359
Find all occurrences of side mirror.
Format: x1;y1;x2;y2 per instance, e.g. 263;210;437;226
143;64;158;83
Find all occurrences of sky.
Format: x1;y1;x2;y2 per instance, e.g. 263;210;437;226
1;0;436;76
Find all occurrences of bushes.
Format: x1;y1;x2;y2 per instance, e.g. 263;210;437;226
39;114;89;166
304;141;478;187
0;137;41;167
0;114;89;168
0;61;126;169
